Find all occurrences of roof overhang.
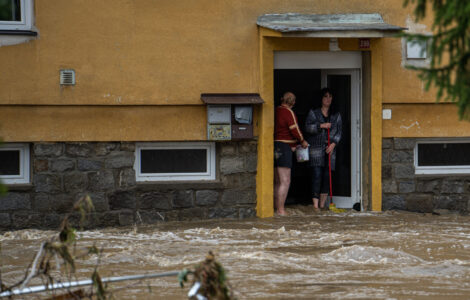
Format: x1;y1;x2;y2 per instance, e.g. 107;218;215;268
257;13;406;38
201;93;264;105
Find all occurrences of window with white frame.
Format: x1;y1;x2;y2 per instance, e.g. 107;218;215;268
134;142;216;181
0;143;30;184
0;0;33;31
414;139;470;175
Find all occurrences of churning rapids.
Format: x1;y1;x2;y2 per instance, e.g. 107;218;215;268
1;207;470;299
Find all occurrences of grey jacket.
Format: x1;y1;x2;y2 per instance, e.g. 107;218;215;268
304;108;342;170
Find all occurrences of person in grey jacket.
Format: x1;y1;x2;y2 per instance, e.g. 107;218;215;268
304;88;342;211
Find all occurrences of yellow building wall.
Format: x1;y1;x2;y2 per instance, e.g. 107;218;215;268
1;0;465;216
0;106;207;142
1;0;441;144
383;104;470;137
1;0;432;107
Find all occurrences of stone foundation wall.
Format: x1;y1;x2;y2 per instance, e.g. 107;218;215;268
382;138;470;213
0;141;257;229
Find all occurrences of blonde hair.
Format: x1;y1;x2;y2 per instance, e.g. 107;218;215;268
281;92;296;106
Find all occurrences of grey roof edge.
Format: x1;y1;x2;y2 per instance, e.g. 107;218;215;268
201;93;265;104
257;13;406;33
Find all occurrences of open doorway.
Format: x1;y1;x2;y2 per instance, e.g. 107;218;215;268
273;52;361;208
274;69;321;205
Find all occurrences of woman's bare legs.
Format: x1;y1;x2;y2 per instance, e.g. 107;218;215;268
273;169;280;210
312;198;319;209
320;193;328;208
274;167;291;215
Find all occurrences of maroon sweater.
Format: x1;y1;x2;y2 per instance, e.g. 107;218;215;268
274;105;304;147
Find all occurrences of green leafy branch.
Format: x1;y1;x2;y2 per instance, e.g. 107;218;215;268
403;0;470;119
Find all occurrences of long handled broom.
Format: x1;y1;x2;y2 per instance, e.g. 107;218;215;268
327;128;346;213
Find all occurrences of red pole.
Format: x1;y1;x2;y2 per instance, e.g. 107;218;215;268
327;128;333;205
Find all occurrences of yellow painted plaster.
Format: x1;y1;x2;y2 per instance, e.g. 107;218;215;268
1;0;428;107
383;104;470;137
382;38;438;104
0;106;206;142
370;39;383;211
256;31;275;218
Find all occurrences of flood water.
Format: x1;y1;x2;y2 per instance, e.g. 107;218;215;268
2;206;470;299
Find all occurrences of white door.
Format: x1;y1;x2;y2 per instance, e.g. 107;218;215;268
321;69;361;208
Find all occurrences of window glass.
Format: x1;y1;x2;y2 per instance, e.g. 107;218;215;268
417;143;470;166
135;143;215;181
0;150;20;175
0;0;21;22
141;149;207;174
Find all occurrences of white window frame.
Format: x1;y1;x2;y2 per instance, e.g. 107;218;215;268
0;143;30;184
134;142;216;182
0;0;33;30
414;138;470;175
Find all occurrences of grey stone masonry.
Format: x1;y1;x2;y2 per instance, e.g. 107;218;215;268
382;138;470;214
1;141;257;229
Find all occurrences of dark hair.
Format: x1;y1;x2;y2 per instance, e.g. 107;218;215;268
321;87;332;98
320;87;335;115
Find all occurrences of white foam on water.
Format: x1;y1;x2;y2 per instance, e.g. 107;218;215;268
321;245;424;265
142;255;202;268
0;229;56;241
79;230;187;242
221;250;329;273
401;260;470;278
2;211;470;299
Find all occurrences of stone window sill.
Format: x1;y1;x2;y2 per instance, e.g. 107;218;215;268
4;184;34;191
136;180;223;191
414;173;470;178
0;30;38;36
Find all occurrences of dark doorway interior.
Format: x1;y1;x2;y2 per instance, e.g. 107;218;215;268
274;69;321;205
274;69;351;205
326;75;351;198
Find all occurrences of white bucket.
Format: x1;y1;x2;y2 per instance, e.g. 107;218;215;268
295;145;309;162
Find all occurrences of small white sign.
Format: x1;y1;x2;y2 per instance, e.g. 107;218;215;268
382;109;392;120
329;38;341;52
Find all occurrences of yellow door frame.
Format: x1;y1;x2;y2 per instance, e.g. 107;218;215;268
255;28;384;217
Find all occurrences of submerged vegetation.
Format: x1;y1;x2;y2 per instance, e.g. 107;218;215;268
0;195;235;299
180;251;236;300
0;195;108;299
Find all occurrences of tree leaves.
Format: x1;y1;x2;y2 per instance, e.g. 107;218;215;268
404;0;470;119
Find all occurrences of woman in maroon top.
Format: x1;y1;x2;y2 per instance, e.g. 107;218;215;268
274;92;308;216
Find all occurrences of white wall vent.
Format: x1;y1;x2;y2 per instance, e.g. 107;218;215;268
60;69;76;85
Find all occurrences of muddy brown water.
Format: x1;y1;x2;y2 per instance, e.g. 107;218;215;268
1;206;470;299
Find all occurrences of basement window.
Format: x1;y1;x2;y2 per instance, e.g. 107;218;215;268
0;0;33;31
0;143;30;184
414;139;470;175
134;142;216;181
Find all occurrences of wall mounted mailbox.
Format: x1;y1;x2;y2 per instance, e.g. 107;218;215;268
207;105;232;140
201;94;264;141
208;105;231;124
232;105;253;139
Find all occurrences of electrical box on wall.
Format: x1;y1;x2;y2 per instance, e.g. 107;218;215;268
201;94;264;141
